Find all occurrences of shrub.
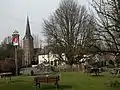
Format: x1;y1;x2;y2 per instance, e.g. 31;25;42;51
31;70;34;76
106;80;120;87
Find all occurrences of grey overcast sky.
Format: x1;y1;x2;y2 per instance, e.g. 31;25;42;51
0;0;91;43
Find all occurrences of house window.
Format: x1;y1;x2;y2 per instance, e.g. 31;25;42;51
51;61;53;65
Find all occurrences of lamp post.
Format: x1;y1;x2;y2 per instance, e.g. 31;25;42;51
12;30;19;76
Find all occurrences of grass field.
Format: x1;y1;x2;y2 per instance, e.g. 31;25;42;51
0;72;120;90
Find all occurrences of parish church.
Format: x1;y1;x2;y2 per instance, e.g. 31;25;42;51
21;16;66;67
22;16;39;67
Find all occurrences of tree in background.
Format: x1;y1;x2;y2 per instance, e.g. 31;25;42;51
0;36;14;60
43;0;97;66
92;0;120;52
92;0;120;67
0;36;23;69
32;33;42;48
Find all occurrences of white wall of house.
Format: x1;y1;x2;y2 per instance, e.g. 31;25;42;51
38;53;67;66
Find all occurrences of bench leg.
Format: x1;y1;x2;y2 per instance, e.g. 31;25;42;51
36;83;40;89
55;82;59;88
9;76;11;82
38;83;40;88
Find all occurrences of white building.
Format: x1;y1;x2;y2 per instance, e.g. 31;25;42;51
38;51;67;66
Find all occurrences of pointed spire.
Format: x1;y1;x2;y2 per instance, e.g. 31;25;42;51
25;16;31;36
23;16;33;40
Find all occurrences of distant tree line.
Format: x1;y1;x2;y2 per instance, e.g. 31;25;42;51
0;36;23;74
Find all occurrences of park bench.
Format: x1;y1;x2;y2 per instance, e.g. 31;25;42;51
34;75;60;89
0;72;12;82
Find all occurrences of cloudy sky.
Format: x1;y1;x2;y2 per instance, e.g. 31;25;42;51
0;0;91;43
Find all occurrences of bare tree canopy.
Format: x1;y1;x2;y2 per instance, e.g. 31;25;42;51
1;36;12;45
32;33;42;48
92;0;120;52
92;0;120;66
43;0;96;65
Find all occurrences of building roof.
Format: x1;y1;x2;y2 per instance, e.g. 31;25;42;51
13;30;19;34
23;16;33;40
34;48;41;55
36;46;54;55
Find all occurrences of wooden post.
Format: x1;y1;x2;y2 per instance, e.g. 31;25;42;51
15;46;18;76
12;30;19;76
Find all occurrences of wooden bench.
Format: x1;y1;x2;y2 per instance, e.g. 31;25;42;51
0;72;12;82
34;75;60;89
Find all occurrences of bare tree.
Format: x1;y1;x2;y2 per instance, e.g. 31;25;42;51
0;36;13;59
32;33;42;48
92;0;120;52
43;0;96;65
1;36;12;45
91;0;120;66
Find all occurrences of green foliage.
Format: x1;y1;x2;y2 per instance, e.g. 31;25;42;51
106;79;120;87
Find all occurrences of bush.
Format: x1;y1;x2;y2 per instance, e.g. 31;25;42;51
106;80;120;87
31;70;34;76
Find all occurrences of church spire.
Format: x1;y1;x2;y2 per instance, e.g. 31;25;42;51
23;16;33;40
26;16;31;36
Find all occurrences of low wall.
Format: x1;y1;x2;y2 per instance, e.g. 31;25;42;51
20;67;39;75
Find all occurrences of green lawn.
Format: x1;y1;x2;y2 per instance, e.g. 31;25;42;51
0;72;120;90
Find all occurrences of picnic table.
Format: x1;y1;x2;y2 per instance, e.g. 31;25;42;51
34;74;60;89
84;67;102;76
90;68;100;76
0;72;12;81
110;68;120;75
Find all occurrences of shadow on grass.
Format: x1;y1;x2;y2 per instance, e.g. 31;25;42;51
39;84;72;90
0;79;27;84
90;74;105;77
0;81;5;84
11;80;27;83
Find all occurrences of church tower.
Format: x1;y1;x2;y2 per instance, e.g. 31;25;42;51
23;16;34;66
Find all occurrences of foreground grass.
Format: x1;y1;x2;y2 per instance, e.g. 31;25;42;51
0;72;120;90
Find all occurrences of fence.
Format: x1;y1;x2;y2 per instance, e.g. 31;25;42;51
57;64;84;72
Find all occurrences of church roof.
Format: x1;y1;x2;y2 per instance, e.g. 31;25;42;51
34;48;41;55
23;16;33;40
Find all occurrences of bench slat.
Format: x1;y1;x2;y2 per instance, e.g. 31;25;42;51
34;75;59;83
